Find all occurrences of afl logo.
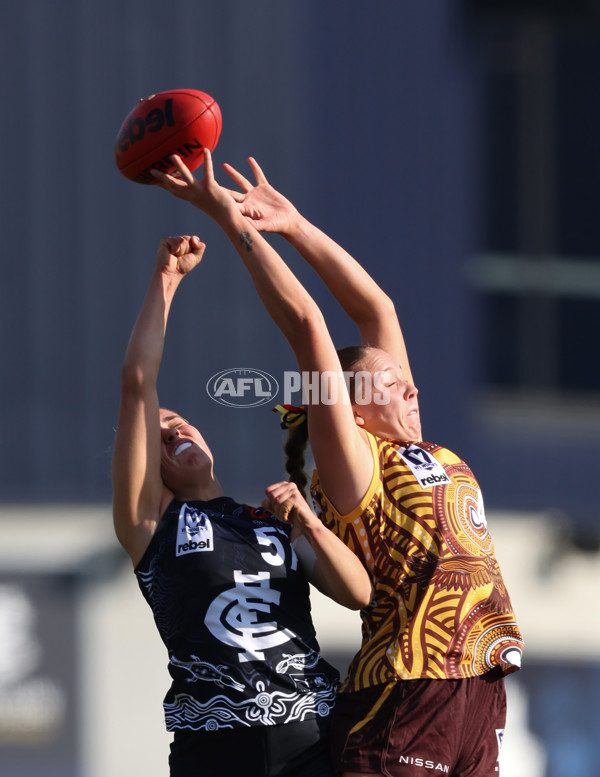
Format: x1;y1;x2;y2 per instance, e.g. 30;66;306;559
206;368;279;408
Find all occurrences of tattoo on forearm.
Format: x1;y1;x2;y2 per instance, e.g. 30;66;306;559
240;231;253;252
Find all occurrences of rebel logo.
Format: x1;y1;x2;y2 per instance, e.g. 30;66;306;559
397;444;451;489
176;503;214;557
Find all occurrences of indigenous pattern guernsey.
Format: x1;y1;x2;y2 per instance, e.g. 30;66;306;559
311;433;524;690
135;497;339;731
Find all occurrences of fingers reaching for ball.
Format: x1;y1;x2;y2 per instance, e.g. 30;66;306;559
151;154;196;190
223;156;269;192
220;157;299;235
222;163;254;194
246;157;270;186
150;144;292;235
151;149;239;221
170;154;197;184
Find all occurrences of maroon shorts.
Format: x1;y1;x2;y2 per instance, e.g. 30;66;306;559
330;668;506;777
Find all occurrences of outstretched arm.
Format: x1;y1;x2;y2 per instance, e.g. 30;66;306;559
152;153;375;516
112;235;205;566
223;158;413;384
263;481;373;610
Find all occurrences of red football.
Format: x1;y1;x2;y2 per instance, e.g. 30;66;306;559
114;89;222;184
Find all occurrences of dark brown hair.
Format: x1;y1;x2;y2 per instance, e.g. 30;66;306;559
284;421;309;500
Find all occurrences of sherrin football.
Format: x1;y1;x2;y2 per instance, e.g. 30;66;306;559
114;89;222;184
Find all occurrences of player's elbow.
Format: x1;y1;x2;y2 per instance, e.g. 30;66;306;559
350;581;375;610
315;571;374;611
281;299;328;350
120;360;156;397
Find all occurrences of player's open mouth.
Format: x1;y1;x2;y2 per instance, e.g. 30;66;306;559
175;442;192;456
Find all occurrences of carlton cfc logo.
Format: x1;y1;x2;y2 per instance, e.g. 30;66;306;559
206;368;279;408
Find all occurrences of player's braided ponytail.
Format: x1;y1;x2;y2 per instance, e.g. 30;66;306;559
284;421;309;501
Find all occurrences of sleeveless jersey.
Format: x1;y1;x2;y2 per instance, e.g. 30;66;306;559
311;433;523;691
134;496;339;731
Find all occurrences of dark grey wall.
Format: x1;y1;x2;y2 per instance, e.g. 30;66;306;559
2;0;598;529
0;0;475;507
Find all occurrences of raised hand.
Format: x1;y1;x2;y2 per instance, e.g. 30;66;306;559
155;234;205;278
223;157;300;236
151;150;236;222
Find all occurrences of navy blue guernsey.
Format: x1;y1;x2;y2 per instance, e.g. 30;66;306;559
135;497;339;732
